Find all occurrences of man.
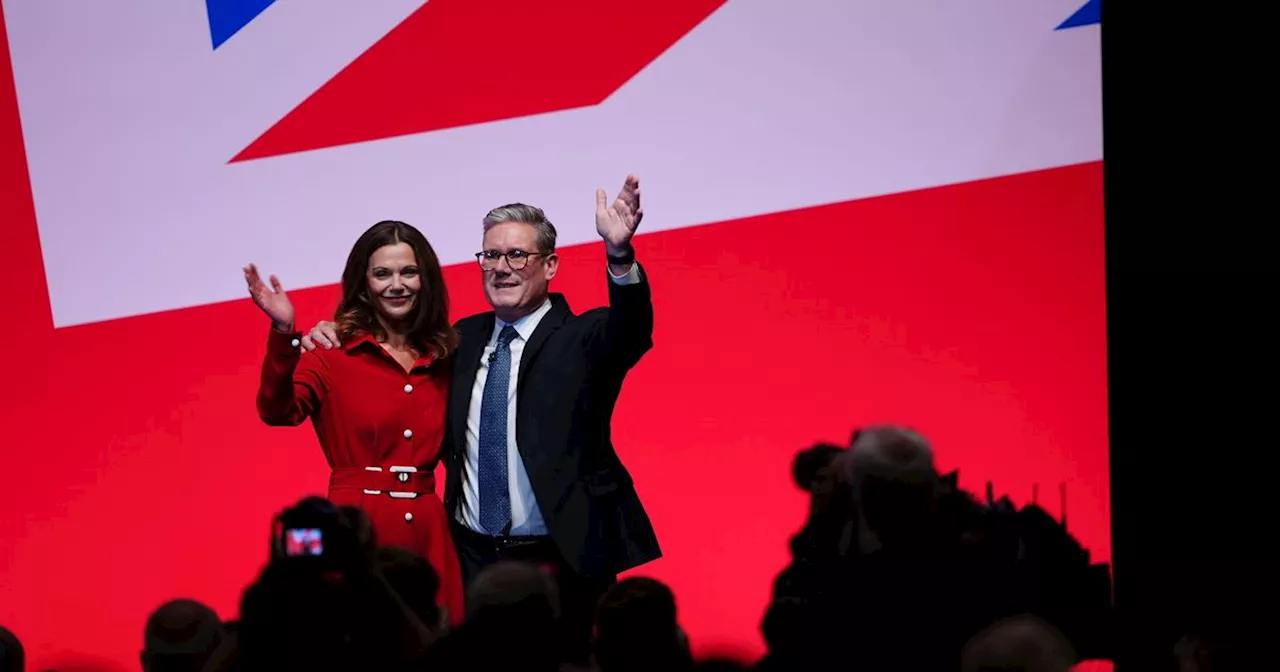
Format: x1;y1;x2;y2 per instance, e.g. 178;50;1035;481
301;175;660;659
843;426;942;553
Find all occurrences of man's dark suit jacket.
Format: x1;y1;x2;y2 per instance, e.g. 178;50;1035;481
441;264;661;579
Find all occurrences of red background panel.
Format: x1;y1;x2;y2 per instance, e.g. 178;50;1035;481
0;5;1108;670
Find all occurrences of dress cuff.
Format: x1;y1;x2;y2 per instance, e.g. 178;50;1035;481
266;327;303;357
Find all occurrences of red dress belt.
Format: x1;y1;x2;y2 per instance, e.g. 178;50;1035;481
329;466;436;498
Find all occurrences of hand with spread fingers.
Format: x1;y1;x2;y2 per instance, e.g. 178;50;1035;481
595;174;643;255
243;263;295;331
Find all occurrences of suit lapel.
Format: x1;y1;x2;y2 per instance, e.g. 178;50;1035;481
450;317;494;451
518;294;571;394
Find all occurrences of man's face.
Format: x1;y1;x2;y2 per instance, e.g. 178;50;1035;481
480;221;557;319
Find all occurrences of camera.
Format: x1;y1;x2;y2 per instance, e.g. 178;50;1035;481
270;496;362;573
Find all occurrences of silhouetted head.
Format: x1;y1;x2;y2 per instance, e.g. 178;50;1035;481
793;443;846;492
467;560;560;621
961;614;1077;672
373;546;445;633
594;577;690;672
141;599;223;672
0;626;23;672
846;425;941;549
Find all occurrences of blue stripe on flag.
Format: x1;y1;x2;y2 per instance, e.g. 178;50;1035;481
206;0;277;49
1056;0;1100;30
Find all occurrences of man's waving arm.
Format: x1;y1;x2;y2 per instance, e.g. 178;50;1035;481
588;175;653;370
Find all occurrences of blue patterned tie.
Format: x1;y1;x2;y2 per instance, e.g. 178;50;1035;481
478;325;518;536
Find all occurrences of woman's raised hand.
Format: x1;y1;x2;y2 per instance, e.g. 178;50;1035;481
244;263;295;331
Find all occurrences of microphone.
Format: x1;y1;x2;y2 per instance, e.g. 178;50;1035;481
488;351;497;364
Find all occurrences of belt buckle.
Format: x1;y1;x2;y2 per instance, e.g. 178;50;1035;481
388;465;418;499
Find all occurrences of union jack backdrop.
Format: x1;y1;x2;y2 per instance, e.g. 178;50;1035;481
0;0;1106;668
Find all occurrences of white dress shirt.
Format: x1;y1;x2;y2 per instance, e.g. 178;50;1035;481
457;263;642;536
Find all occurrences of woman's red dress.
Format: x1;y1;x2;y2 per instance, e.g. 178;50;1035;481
256;327;464;624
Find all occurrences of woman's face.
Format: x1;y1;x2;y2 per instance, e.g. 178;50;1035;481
367;242;421;324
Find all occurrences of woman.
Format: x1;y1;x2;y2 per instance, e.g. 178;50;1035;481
244;219;464;624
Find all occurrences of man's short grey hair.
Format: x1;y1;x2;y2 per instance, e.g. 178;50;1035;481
846;425;938;491
482;203;557;255
846;425;941;553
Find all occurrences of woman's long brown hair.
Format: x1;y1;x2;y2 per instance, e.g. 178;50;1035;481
333;220;457;360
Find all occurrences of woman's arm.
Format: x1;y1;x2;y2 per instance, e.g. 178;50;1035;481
256;327;328;426
244;264;326;425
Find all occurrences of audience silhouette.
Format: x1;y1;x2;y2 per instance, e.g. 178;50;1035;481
3;425;1138;671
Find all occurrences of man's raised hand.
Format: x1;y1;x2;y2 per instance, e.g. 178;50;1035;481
595;174;643;253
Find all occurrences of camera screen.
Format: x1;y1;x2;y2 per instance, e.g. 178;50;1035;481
284;527;323;556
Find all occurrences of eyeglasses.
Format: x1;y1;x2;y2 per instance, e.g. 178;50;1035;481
475;249;547;271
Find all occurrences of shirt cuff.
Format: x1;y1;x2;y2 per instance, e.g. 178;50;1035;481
608;262;642;285
266;327;304;357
